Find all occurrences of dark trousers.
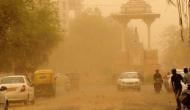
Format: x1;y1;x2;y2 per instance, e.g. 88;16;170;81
188;85;190;90
174;88;182;110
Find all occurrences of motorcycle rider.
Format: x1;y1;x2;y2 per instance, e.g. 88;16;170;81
180;68;190;109
153;69;163;92
184;68;190;90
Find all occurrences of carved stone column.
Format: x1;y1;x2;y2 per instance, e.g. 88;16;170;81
143;18;155;50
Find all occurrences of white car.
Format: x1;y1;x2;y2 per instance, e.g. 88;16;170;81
0;86;8;110
0;75;35;105
117;72;141;91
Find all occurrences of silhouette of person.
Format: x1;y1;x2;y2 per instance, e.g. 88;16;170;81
171;68;183;110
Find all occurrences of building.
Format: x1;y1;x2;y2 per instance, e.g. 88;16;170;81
56;0;83;32
112;0;160;77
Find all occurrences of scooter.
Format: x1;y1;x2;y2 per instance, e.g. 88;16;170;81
154;79;162;93
180;90;190;109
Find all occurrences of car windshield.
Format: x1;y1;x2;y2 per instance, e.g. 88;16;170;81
120;73;139;79
0;77;25;84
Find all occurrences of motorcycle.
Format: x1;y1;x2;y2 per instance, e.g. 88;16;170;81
154;78;163;93
179;90;190;109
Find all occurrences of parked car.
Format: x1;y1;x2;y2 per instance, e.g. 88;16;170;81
0;86;8;110
0;75;35;105
117;72;141;91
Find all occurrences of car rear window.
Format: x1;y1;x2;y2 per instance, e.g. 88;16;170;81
120;73;139;78
0;77;24;84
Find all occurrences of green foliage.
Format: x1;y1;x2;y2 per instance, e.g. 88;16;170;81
0;0;61;73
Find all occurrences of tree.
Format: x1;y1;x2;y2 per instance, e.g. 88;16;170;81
167;0;190;42
0;0;61;73
161;25;190;69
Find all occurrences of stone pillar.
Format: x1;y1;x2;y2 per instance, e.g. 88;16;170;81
121;20;129;52
143;18;155;50
121;23;126;52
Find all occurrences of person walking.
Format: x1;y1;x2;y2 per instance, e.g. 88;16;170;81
180;68;190;109
184;68;190;90
171;68;184;110
163;72;172;92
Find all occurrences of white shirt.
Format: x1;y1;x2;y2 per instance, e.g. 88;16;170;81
184;73;190;85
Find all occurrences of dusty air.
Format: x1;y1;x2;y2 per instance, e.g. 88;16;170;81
0;0;190;110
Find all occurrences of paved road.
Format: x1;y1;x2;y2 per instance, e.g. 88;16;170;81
9;77;176;110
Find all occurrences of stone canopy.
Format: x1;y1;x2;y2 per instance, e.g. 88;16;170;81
121;0;152;14
112;0;160;49
112;0;160;75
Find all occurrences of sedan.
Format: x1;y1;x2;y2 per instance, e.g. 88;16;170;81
117;72;141;91
0;75;34;105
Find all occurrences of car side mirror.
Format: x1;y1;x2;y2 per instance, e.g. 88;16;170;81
0;86;7;91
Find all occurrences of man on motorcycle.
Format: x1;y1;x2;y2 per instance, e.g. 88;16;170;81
153;69;163;93
180;68;190;109
153;69;163;83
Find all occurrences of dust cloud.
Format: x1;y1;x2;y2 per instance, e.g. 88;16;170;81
12;0;183;110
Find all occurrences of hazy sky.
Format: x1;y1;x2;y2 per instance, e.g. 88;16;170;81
83;0;179;49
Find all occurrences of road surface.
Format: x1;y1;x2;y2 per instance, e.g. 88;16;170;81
9;75;176;110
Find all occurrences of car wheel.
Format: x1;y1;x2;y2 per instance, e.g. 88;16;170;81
4;101;8;110
117;86;124;91
117;85;121;90
137;87;141;91
30;99;35;105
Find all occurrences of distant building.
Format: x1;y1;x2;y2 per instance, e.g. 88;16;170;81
55;0;83;32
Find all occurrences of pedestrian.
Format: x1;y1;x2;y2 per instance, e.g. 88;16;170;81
184;68;190;90
163;72;172;92
171;68;184;110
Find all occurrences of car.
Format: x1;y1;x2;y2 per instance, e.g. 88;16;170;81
117;72;141;91
0;75;35;105
33;69;56;97
0;86;8;110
